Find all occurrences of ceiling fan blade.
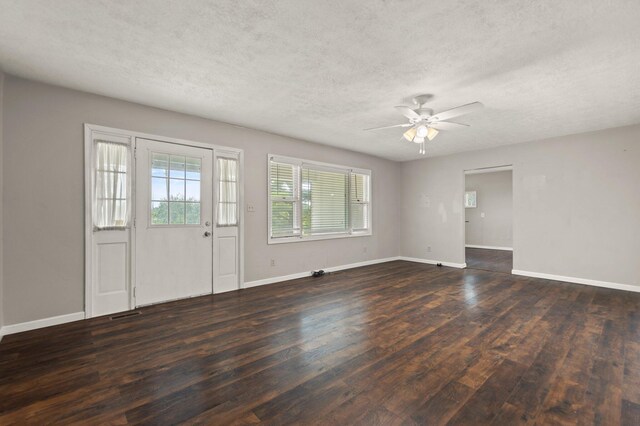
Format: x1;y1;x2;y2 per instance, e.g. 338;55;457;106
429;121;470;130
364;123;412;131
430;102;483;122
394;105;421;120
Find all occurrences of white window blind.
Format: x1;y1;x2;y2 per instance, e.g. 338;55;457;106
269;156;371;242
217;157;239;226
302;167;348;235
270;160;300;237
93;140;131;230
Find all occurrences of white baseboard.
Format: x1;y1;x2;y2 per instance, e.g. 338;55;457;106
399;256;467;269
0;311;86;338
465;245;513;251
242;256;402;289
511;270;640;293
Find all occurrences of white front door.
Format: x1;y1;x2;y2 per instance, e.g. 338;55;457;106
135;138;214;306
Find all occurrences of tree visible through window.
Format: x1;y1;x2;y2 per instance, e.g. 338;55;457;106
150;153;202;225
269;156;371;241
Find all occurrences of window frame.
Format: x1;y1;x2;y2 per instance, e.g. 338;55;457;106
465;190;477;209
268;154;372;244
93;137;132;231
216;153;240;227
147;150;205;227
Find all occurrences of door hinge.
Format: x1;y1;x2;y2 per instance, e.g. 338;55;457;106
134;147;137;159
133;287;136;297
133;217;136;228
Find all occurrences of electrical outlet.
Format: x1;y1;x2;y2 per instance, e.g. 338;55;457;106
362;247;367;253
427;246;432;253
270;259;275;267
247;204;255;212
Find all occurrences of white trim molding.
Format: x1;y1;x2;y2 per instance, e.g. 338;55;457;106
243;257;402;289
465;245;513;251
399;256;467;269
464;165;513;175
0;312;86;337
512;270;640;293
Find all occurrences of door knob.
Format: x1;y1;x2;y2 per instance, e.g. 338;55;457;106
203;231;212;237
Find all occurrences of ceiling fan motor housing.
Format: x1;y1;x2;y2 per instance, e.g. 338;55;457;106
417;108;434;118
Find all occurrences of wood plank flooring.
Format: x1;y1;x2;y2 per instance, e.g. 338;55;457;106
1;260;640;425
466;247;513;273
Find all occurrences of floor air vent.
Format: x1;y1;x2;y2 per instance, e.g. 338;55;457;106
110;311;141;320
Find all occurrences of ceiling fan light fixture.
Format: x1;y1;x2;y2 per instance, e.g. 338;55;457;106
403;127;417;142
367;99;483;155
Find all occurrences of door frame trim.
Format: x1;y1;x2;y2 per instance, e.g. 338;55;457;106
84;123;245;318
462;165;513;271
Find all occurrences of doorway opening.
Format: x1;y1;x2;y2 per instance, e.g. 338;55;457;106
464;166;513;273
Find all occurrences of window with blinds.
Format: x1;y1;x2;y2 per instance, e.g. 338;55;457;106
350;172;370;231
269;156;371;242
270;161;300;237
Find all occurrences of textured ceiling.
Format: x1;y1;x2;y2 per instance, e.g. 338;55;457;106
1;1;639;161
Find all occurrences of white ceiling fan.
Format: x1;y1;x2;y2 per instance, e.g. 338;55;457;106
365;95;483;155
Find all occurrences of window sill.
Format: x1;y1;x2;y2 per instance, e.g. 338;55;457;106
268;231;372;245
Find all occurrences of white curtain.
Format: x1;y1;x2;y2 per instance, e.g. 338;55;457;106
94;140;131;230
217;157;238;226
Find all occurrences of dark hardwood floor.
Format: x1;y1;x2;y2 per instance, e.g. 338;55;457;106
2;260;640;425
466;247;513;273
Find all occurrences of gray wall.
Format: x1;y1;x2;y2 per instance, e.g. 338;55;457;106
2;74;640;327
465;171;513;248
401;124;640;287
1;76;402;325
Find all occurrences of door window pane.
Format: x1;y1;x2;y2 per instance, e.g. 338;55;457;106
150;152;201;226
170;179;185;201
186;202;201;224
169;155;186;178
186;180;200;202
186;157;201;180
152;153;169;177
151;201;169;224
151;177;168;201
169;202;185;224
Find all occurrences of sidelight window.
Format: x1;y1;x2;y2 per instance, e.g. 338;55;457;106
93;140;131;230
217;157;239;226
